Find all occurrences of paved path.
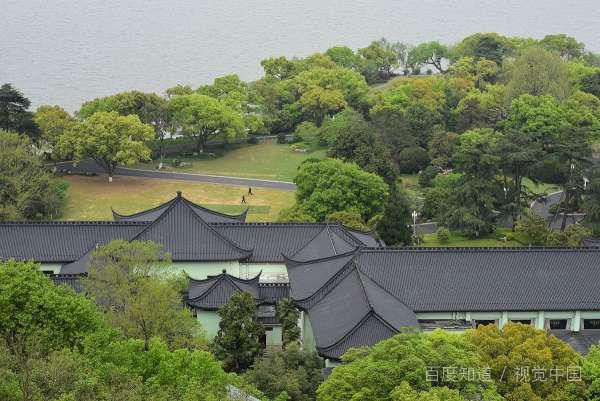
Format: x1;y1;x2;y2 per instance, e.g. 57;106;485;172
530;190;585;229
53;160;297;190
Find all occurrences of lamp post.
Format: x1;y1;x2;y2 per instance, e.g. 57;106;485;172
411;210;418;244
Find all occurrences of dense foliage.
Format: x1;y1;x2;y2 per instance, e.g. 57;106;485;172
0;130;68;220
293;158;388;223
85;240;204;350
211;292;265;373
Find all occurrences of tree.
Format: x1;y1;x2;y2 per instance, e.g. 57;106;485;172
244;344;323;401
582;71;600;98
327;109;397;182
168;94;245;153
515;211;553;246
357;38;406;81
325;46;360;71
442;129;502;237
0;84;38;138
539;34;585;60
57;111;154;182
506;47;570;101
397;146;430;173
325;210;369;231
376;183;412;246
468;323;586;401
452;33;511;65
408;41;450;73
497;128;543;225
293;67;369;124
33;105;75;156
294;158;389;222
0;130;68;220
583;165;600;236
455;85;507;132
261;56;298;81
428;130;458;170
0;260;102;401
78;91;171;162
211;292;264;372
277;205;317;223
317;330;499;401
198;74;265;135
275;298;301;348
165;84;193;98
85;240;203;350
298;86;347;125
583;343;600;401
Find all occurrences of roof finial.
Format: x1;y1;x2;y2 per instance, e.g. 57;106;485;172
222;268;227;274
176;190;182;198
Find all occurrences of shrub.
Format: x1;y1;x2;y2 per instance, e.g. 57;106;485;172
436;227;450;243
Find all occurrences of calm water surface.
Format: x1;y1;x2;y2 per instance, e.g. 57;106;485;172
2;0;600;111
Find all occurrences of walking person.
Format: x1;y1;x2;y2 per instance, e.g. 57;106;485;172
248;187;253;196
241;195;247;204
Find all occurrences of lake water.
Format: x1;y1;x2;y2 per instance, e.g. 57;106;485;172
2;0;599;111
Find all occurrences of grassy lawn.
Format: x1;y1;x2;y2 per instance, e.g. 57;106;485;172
417;228;522;247
62;175;294;222
522;178;560;195
132;139;327;182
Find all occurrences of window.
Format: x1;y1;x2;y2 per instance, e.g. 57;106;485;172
548;319;568;330
584;319;600;330
510;320;532;325
474;320;496;328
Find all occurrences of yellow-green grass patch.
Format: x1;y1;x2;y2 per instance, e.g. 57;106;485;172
133;139;327;182
62;175;294;222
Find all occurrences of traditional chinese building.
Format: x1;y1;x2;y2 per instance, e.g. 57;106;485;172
1;192;600;364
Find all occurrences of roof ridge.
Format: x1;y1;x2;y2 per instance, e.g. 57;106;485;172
130;197;254;258
112;197;175;220
0;220;149;226
297;257;357;304
181;197;248;221
284;248;359;266
318;310;396;351
359;246;600;252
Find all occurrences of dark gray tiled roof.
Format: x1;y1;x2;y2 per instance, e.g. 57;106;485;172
258;283;290;303
211;223;374;262
290;226;357;262
184;273;290;311
0;195;379;264
131;197;252;261
356;248;600;312
552;330;600;355
185;273;261;310
0;221;146;262
287;247;600;360
292;256;417;359
60;247;95;274
112;193;247;223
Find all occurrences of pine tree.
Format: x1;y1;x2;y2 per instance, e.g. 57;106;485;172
211;292;264;372
376;183;412;246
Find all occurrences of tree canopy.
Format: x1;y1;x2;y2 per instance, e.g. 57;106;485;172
294;158;389;222
57;111;154;181
0;130;68;220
